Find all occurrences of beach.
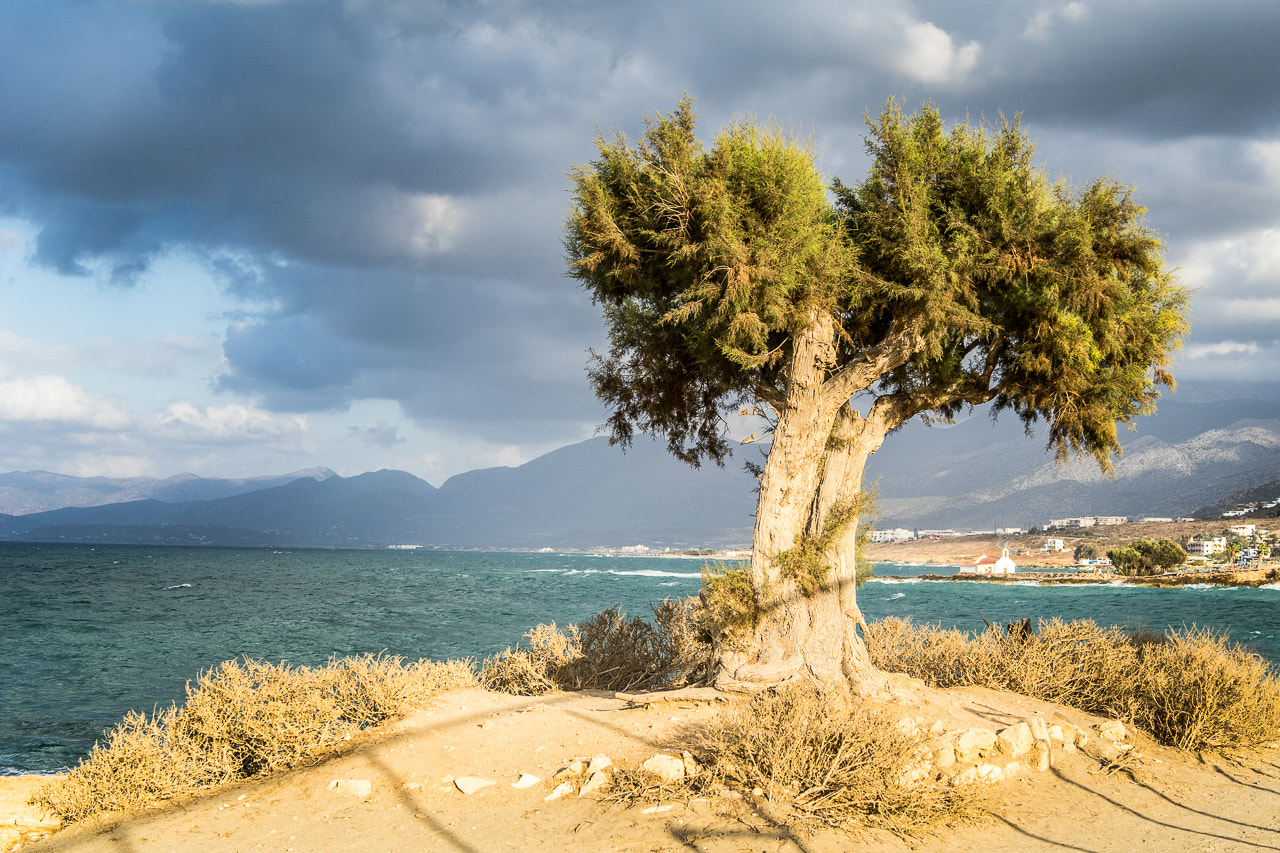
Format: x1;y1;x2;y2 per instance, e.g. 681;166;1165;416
6;683;1280;852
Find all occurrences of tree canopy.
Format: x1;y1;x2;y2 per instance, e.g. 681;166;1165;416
565;97;1190;692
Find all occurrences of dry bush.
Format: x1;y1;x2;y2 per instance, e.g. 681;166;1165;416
866;617;1280;753
1129;628;1280;751
35;655;476;823
696;685;985;837
480;600;712;695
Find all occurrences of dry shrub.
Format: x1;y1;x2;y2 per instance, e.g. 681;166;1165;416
1130;628;1280;751
866;617;1280;753
36;655;476;823
480;600;712;695
696;685;985;837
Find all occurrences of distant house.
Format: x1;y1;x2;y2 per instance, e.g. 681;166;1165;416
1186;536;1227;557
1228;524;1256;538
958;548;1017;576
870;528;915;544
1042;538;1065;552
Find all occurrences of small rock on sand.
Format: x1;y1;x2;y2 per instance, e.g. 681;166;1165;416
454;777;496;795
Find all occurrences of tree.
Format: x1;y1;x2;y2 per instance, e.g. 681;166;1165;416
1073;543;1100;562
565;98;1189;694
1107;539;1187;576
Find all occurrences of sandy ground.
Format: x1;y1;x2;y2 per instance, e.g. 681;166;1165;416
7;684;1280;853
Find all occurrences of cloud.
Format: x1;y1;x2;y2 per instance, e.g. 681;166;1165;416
348;421;405;448
0;376;133;429
1;0;1279;480
893;20;981;84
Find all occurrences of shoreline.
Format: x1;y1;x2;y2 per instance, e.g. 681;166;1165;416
876;568;1278;589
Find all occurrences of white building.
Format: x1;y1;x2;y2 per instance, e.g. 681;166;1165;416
958;548;1017;576
1186;536;1227;557
870;528;915;543
1042;538;1065;552
1228;524;1256;538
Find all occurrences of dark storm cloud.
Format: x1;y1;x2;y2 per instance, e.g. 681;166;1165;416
2;0;1278;442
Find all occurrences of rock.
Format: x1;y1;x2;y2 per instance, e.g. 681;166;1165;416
681;751;701;777
1003;761;1023;779
932;741;956;769
1048;724;1064;742
328;779;371;798
1096;720;1126;743
512;773;541;789
1028;716;1051;742
544;781;575;802
1033;740;1052;772
643;754;687;783
954;728;997;763
641;804;677;814
403;782;422;791
554;761;585;780
976;764;1004;782
996;722;1034;758
587;754;612;775
454;777;496;795
578;771;610;797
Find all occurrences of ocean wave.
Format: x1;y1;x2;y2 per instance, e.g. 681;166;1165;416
884;592;907;600
162;583;192;590
869;577;924;584
560;569;701;579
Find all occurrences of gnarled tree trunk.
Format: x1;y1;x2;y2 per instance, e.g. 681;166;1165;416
711;322;901;696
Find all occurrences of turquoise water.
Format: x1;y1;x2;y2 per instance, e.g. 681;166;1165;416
3;543;1279;775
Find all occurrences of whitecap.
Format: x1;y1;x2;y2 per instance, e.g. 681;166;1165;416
870;577;924;584
162;583;192;590
884;592;906;600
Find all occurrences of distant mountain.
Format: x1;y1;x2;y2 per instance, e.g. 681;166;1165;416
0;468;336;515
0;440;758;549
2;380;1277;548
864;380;1280;530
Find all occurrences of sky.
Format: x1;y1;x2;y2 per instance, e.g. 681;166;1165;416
1;0;1278;485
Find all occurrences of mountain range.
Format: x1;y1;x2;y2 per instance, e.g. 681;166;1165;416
1;380;1277;549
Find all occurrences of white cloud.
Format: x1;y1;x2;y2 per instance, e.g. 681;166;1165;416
1184;340;1260;359
1024;2;1090;41
150;402;310;444
0;375;133;429
893;20;981;84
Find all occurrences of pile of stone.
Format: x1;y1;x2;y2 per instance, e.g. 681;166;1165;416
902;713;1132;786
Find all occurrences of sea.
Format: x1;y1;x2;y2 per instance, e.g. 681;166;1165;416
3;543;1279;776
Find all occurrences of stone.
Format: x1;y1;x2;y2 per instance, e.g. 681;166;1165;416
681;751;701;777
1033;740;1051;773
976;763;1004;782
954;728;997;763
512;773;541;789
643;754;687;783
932;741;956;770
996;722;1034;758
1003;761;1023;780
544;781;575;802
328;779;371;798
454;777;496;795
587;754;612;775
1096;720;1126;743
1048;725;1064;742
578;771;610;797
554;761;585;780
1027;716;1051;742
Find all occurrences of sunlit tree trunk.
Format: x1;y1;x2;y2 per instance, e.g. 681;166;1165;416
712;326;900;695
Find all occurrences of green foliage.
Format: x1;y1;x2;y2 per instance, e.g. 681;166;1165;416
1107;539;1187;576
700;561;762;639
566;97;1189;473
565;96;855;465
1074;543;1100;561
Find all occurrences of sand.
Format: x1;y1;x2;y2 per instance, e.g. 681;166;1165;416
6;683;1280;853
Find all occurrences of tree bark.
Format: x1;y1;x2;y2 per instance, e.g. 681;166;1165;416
711;320;901;696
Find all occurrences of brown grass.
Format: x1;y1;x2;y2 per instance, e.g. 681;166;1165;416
866;617;1280;752
35;655;476;823
693;685;986;837
480;600;711;695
